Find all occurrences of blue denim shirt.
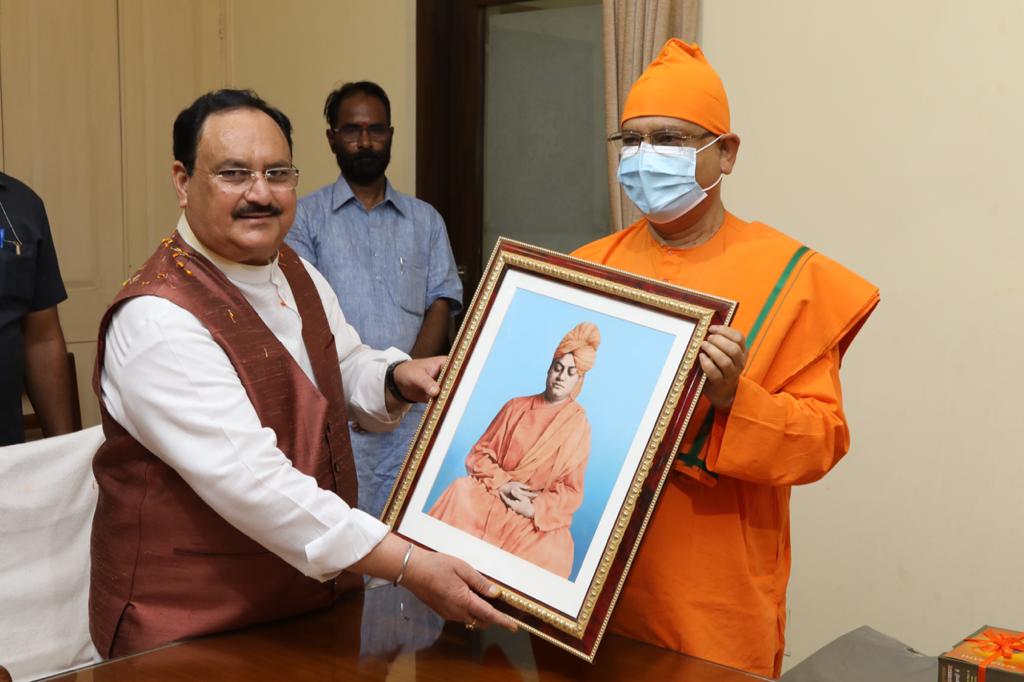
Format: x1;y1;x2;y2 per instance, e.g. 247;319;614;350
288;176;462;353
287;175;462;517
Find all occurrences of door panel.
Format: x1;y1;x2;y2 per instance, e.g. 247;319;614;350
0;0;124;346
483;3;609;259
119;0;230;272
1;0;229;429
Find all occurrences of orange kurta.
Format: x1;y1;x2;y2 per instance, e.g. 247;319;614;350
429;394;591;578
572;213;879;677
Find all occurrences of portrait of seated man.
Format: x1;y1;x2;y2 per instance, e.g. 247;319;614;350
428;322;600;578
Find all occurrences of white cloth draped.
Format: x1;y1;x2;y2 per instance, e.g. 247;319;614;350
0;426;104;681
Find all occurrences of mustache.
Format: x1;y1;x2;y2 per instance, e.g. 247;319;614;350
350;149;385;163
232;202;283;219
336;146;390;184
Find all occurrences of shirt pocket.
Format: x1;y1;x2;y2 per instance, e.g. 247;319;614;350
388;256;428;315
0;239;38;302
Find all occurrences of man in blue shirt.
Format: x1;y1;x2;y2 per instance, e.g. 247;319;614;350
287;81;463;518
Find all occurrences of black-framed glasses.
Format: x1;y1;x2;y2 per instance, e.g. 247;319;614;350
607;129;714;149
204;166;300;192
331;124;393;142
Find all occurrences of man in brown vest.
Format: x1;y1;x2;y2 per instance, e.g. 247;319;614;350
89;89;515;659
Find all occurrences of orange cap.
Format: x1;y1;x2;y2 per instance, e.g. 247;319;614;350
621;39;730;134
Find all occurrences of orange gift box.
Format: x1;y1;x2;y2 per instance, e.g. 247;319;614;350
939;626;1024;682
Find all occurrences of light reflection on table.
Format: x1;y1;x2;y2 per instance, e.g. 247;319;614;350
45;584;767;681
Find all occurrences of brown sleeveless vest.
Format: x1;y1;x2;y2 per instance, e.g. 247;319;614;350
90;233;360;658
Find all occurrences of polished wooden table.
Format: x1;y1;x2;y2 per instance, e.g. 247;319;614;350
46;585;768;681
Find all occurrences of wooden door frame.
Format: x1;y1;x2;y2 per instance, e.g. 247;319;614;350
416;0;522;299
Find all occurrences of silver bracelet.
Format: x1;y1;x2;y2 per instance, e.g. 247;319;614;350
394;543;414;587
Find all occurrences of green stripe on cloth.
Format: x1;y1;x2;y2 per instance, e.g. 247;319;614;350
746;245;809;348
677;244;810;476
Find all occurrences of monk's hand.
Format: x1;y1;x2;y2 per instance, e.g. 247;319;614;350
401;548;517;632
698;325;747;411
390;356;446;408
498;481;537;518
498;481;536;504
506;496;536;518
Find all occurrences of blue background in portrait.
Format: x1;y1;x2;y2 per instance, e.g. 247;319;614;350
423;288;675;581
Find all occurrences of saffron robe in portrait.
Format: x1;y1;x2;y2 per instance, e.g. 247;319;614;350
572;213;879;678
428;394;591;578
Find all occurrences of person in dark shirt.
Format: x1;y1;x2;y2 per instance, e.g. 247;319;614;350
0;172;74;445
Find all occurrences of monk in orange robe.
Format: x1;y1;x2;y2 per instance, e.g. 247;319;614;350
429;322;600;578
572;41;879;677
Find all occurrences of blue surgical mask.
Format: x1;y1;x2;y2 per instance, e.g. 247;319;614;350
617;136;724;224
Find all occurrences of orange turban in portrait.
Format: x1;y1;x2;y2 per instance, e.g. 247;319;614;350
553;322;601;374
621;39;730;134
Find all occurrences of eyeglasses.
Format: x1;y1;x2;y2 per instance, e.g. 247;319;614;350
331;124;393;142
205;167;300;192
607;129;714;149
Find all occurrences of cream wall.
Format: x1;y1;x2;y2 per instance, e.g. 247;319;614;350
228;0;417;196
701;1;1024;669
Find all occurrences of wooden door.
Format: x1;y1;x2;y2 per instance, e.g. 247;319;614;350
0;0;229;428
0;0;124;427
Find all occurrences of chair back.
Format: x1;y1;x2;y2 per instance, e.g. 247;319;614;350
0;426;104;680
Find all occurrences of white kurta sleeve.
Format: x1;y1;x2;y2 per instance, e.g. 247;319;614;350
100;296;388;581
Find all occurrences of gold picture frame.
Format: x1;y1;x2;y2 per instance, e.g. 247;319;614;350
383;239;737;661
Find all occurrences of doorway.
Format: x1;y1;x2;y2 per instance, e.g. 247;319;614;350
417;0;609;298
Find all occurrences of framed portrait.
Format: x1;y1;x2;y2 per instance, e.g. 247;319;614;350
383;239;737;661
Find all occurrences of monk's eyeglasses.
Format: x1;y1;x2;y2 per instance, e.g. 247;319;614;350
608;129;714;150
